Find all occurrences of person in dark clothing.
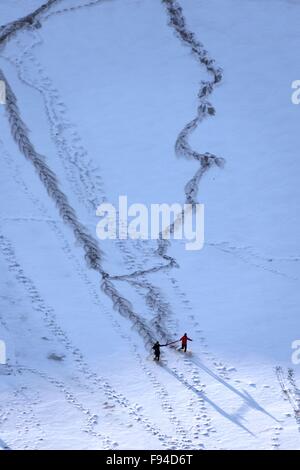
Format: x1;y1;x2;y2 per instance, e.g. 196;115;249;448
180;333;192;352
152;341;161;361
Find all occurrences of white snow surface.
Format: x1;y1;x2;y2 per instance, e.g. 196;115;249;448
0;0;299;450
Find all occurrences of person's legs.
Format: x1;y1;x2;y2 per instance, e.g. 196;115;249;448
184;344;187;352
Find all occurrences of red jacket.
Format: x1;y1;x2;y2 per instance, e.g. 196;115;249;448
180;335;192;346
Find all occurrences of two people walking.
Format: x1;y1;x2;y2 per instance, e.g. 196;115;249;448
152;333;192;361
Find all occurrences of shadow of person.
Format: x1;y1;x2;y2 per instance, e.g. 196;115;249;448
162;363;255;436
189;355;278;422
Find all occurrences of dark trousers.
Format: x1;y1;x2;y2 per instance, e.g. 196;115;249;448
154;353;160;361
181;344;187;352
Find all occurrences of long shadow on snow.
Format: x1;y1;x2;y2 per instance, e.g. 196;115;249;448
161;363;254;435
189;355;278;423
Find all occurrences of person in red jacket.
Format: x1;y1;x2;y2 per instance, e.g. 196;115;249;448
180;333;192;352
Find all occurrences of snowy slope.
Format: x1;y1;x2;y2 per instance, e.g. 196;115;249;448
0;0;300;450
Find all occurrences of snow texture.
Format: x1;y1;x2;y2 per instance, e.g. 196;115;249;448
0;0;299;450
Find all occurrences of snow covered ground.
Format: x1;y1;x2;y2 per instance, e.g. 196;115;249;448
0;0;299;450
